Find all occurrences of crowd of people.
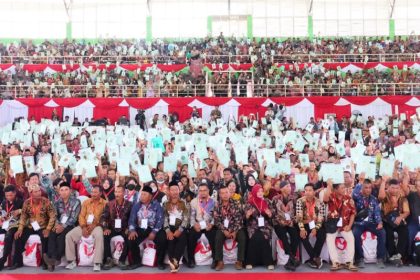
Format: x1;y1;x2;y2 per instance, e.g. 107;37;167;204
0;105;419;273
1;35;419;64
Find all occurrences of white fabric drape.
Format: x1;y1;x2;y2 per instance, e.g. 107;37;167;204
129;100;169;126
0;100;28;127
63;100;95;123
219;99;240;122
351;98;392;118
284;99;315;128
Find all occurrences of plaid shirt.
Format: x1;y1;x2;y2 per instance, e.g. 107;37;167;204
213;199;243;232
296;196;326;230
272;194;297;226
101;199;132;232
53;197;81;229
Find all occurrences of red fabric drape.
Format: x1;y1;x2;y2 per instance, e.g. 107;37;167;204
343;96;377;105
124;98;161;109
52;98;88;107
306;97;351;120
236;98;266;119
269;97;305;106
18;98;62;121
91;98;128;124
166;98;195;122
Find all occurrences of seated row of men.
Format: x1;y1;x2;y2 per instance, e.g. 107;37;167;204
0;174;420;273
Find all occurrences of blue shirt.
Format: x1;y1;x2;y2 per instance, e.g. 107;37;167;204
128;200;164;233
352;183;382;225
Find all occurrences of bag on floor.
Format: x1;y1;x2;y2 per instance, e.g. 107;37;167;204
22;235;41;267
275;239;290;265
335;236;348;264
0;234;4;259
223;239;238;264
110;235;124;263
362;231;377;263
141;240;156;267
194;234;212;266
78;236;95;266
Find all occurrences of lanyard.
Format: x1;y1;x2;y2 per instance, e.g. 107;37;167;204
221;202;230;218
126;190;136;201
63;200;70;216
115;200;125;218
6;201;14;216
252;198;264;215
104;187;114;200
142;203;151;218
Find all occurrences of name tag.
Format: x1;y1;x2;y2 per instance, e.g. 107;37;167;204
141;218;148;229
31;221;41;231
418;216;420;225
2;220;10;230
284;213;291;221
364;216;369;222
224;218;229;228
115;218;122;229
87;214;94;225
309;220;316;230
199;220;207;230
258;216;265;227
169;215;176;226
60;215;68;224
337;217;343;227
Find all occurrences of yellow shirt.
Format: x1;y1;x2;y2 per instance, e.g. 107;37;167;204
79;198;106;227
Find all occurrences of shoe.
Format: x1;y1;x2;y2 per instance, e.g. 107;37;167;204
291;257;300;268
0;261;4;271
215;261;224;271
103;257;114;270
187;259;195;268
158;263;166;270
118;261;128;269
390;254;402;261
211;260;217;269
93;263;101;272
307;260;317;269
121;264;141;270
356;259;365;268
314;257;322;269
330;262;340;271
42;263;48;270
234;261;243;270
245;264;253;270
377;259;385;269
48;265;55;272
66;261;77;270
43;253;54;272
284;259;296;271
267;265;275;270
8;263;23;270
346;262;358;272
168;258;176;271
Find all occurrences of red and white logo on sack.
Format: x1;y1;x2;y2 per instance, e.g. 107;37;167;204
335;237;347;251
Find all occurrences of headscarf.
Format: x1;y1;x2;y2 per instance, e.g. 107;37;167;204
248;184;268;213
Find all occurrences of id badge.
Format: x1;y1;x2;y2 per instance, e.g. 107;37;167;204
199;220;207;230
87;214;94;225
337;217;343;227
60;215;68;224
284;213;291;221
31;221;41;231
364;216;369;222
2;220;10;230
169;215;176;226
418;216;420;225
258;216;265;227
224;218;229;228
115;218;122;229
141;218;148;229
309;220;316;230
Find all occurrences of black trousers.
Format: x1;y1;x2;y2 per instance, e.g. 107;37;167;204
126;228;166;265
384;222;409;259
187;228;216;262
0;228;18;264
14;228;49;266
158;227;187;262
47;226;73;261
274;224;300;258
298;224;326;260
246;229;273;266
103;229;129;262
